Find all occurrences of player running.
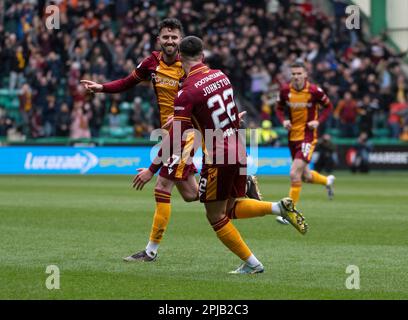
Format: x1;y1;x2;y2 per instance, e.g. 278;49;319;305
80;19;262;262
134;36;308;274
275;61;335;218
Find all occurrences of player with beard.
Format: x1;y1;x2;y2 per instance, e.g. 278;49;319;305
80;19;262;262
134;36;308;274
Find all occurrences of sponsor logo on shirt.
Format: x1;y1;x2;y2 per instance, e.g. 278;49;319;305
287;102;313;108
151;73;178;87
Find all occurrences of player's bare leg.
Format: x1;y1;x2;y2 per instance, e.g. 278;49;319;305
124;175;175;262
175;173;199;202
205;200;264;274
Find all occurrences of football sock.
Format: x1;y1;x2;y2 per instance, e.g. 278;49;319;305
271;202;281;215
310;170;328;185
227;199;281;219
149;189;172;244
246;254;262;268
211;216;252;261
289;181;302;205
145;241;159;258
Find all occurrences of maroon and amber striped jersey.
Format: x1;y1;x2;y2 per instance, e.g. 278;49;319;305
149;63;245;173
102;51;185;127
276;81;332;142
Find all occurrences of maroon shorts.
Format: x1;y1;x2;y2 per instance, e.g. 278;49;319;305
198;164;246;203
288;140;317;164
159;160;197;181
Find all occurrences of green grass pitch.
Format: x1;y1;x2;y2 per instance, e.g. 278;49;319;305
0;172;407;300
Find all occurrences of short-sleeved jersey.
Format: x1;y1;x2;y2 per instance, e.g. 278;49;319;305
276;81;332;142
172;63;245;167
132;51;185;127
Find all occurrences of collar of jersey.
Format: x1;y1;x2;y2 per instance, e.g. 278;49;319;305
187;63;209;78
290;81;310;92
158;51;181;66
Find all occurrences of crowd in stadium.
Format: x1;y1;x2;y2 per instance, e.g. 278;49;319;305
0;0;407;142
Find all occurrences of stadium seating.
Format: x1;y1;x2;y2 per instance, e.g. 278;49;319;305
0;0;406;146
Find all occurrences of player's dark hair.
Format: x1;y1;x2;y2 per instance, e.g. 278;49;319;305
290;61;306;69
158;18;184;35
179;36;203;59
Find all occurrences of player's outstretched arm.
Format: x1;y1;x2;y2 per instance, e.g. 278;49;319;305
80;80;103;93
81;71;141;94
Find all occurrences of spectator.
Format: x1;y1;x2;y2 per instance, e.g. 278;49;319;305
18;83;33;136
9;45;26;90
358;95;379;138
90;56;108;78
30;107;43;138
260;93;273;122
56;103;71;137
0;106;14;137
82;11;99;38
388;99;408;138
334;91;359;137
128;97;143;134
0;116;17;139
0;0;407;140
0;106;6;119
249;64;271;115
46;51;62;81
33;75;50;110
314;134;336;174
107;104;121;129
350;132;372;173
42;95;58;137
257;120;278;146
0;117;8;137
70;101;91;139
89;98;105;137
400;125;408;142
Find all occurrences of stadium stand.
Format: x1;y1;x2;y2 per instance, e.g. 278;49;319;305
0;0;407;146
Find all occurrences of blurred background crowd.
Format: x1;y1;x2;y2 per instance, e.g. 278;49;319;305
0;0;407;144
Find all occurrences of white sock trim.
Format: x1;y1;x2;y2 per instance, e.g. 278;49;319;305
327;175;335;186
271;202;281;216
246;254;262;267
146;241;159;257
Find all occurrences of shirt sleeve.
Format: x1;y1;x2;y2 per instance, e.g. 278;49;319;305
101;55;154;93
132;55;155;81
172;89;193;126
275;87;290;123
315;86;333;123
101;73;140;93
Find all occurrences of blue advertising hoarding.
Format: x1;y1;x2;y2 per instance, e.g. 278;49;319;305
0;146;292;175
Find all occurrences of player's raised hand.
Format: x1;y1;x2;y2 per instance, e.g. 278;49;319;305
307;120;319;129
132;168;154;190
80;80;103;93
238;111;247;126
283;120;292;130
